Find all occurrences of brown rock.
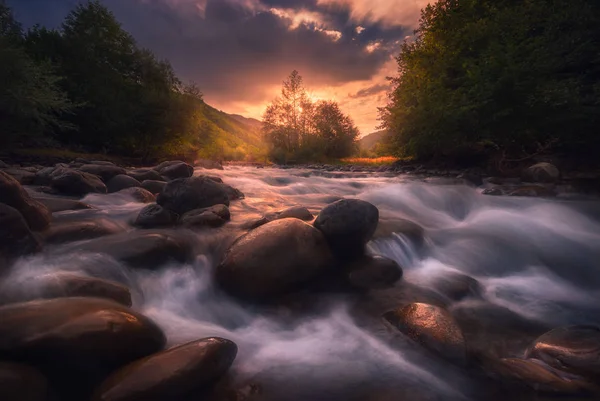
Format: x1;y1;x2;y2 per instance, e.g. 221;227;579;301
0;171;51;230
0;361;48;401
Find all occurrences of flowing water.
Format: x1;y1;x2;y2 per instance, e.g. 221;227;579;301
8;167;600;400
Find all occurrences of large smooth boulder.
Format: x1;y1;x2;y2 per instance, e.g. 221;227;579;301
277;206;313;221
347;255;403;289
0;362;48;401
430;272;482;301
1;272;132;306
195;159;224;170
0;203;41;262
50;168;107;196
313;199;379;257
71;230;194;269
79;164;127;182
92;337;237;401
127;169;163;182
115;187;155;203
157;177;233;215
160;162;194;180
107;175;141;193
384;303;466;365
522;162;560;183
216;219;333;300
43;219;124;244
525;325;600;379
181;205;230;228
0;171;51;230
0;298;165;376
141;180;167;195
134;204;177;228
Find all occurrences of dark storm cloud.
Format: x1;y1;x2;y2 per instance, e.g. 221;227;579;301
349;83;388;99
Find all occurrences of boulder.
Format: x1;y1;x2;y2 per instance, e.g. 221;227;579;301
181;205;230;228
1;272;132;306
0;203;41;265
313;199;379;257
127;169;163;182
134;204;177;228
0;361;48;401
431;272;482;301
92;337;237;401
71;230;193;269
1;168;35;184
160;162;194;180
33;166;57;186
482;187;503;196
157;176;233;215
347;255;403;289
116;187;156;203
153;160;186;172
384;303;466;365
525;325;600;379
79;164;127;182
216;219;333;301
0;298;165;377
107;175;141;193
373;218;425;246
0;171;51;230
43;219;124;244
200;175;223;183
508;185;555;197
50;168;107;196
522;162;560;183
34;197;92;213
195;159;224;170
275;206;313;221
141;180;167;195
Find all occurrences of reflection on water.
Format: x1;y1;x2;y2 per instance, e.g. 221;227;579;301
6;166;600;400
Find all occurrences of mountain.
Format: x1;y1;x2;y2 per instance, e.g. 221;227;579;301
359;130;390;150
229;114;263;130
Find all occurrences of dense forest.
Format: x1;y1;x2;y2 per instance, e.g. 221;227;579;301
0;0;266;162
380;0;600;169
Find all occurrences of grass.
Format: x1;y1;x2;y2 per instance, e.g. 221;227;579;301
338;156;401;166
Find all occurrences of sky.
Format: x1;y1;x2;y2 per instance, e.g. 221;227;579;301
8;0;430;134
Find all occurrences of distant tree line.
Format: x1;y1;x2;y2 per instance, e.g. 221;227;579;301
263;71;359;163
379;0;600;168
0;0;206;161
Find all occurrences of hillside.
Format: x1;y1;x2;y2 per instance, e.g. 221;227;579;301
359;130;390;150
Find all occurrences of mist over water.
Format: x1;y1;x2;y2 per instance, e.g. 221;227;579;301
7;166;600;400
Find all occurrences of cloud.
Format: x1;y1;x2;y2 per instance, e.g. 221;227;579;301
316;0;431;28
349;83;389;99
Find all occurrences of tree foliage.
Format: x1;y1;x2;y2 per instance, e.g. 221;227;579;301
263;70;359;162
380;0;600;164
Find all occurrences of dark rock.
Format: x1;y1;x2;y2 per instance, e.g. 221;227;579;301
276;206;313;221
127;169;163;182
141;180;167;195
0;171;51;230
216;219;333;301
153;160;186;172
373;218;425;246
384;303;466;365
116;187;156;203
0;298;165;380
1;272;132;306
482;187;503;196
160;162;194;180
181;205;230;228
0;361;48;401
431;272;482;301
34;197;92;213
525;325;600;379
50;168;107;196
508;185;555;197
107;175;141;193
522;162;560;183
134;204;177;228
347;255;403;289
0;168;35;184
71;230;193;268
201;175;223;183
195;159;224;170
92;337;237;401
0;160;9;168
457;173;483;187
0;203;41;263
314;199;379;257
79;164;126;182
89;160;116;166
33;167;57;186
43;219;124;244
157;176;233;215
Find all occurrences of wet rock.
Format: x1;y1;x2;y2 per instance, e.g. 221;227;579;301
157;176;233;215
314;199;379;258
153;160;186;171
0;168;35;184
482;187;503;196
127;169;163;182
522;162;560;183
79;164;127;182
34;197;92;213
457;172;483;187
195;159;224;170
216;219;333;301
160;162;194;180
201;175;224;183
33;166;57;186
43;219;124;244
277;206;313;221
50;168;107;196
115;187;155;203
0;298;165;378
92;337;237;401
508;185;555;197
0;203;41;263
182;205;230;228
0;171;51;230
134;204;177;228
0;361;48;401
384;303;466;365
525;325;600;379
71;230;194;268
141;180;167;195
431;272;482;301
107;175;141;193
347;255;403;289
373;218;425;247
1;272;132;306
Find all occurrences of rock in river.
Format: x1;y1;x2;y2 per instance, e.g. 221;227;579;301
0;203;41;263
107;175;141;193
313;199;379;257
79;164;127;182
115;187;156;203
347;255;403;289
157;176;235;215
384;303;467;365
92;337;237;401
43;218;124;244
216;218;333;301
0;171;51;231
160;162;194;180
0;361;48;401
522;162;560;183
50;168;107;196
141;180;167;195
134;204;177;228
